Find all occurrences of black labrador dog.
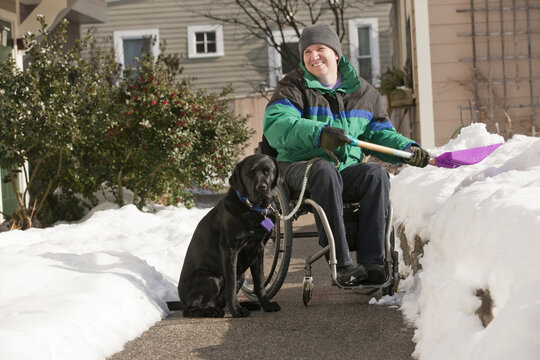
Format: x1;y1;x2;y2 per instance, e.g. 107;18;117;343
177;154;281;317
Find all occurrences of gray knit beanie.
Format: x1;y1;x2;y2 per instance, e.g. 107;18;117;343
298;23;343;62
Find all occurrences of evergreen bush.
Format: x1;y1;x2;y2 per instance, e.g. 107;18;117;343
0;17;253;229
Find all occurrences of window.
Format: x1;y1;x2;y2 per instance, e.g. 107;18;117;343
280;42;300;75
268;29;300;88
113;29;159;69
348;18;380;86
187;25;224;58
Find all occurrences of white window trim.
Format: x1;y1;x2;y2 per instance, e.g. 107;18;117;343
348;18;380;86
267;29;299;88
187;24;224;59
113;28;160;68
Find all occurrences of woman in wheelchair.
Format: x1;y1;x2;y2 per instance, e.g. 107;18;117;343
263;23;429;286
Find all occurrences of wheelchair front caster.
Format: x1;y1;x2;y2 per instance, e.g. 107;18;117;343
302;277;314;306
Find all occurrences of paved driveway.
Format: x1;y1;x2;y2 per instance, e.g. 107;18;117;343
109;194;416;359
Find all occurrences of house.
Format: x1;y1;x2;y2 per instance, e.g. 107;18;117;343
4;0;536;221
383;0;540;146
81;0;397;155
0;0;106;222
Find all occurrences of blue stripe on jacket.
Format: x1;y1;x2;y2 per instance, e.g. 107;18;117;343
344;109;373;120
368;118;395;131
267;99;301;115
303;108;375;122
303;106;333;118
269;102;394;132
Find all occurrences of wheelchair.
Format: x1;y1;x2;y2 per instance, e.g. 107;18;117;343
241;139;400;306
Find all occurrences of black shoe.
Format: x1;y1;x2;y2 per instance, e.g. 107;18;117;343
336;264;368;285
360;263;386;284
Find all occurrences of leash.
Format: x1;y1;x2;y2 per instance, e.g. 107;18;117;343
271;147;340;221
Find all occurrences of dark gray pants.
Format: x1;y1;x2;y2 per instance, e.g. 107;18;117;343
278;160;390;266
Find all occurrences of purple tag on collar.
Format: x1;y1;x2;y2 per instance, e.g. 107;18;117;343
260;217;274;232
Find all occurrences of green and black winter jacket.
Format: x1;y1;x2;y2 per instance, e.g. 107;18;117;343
263;57;417;171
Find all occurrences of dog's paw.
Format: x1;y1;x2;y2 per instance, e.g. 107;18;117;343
239;300;262;311
183;307;225;318
230;306;251;318
262;301;281;312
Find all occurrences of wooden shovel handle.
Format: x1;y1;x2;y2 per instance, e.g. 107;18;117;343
347;135;435;165
347;136;412;159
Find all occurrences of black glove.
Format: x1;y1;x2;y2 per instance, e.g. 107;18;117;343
404;146;430;168
318;127;351;151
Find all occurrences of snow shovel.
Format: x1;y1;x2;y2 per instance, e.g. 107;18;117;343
346;135;503;169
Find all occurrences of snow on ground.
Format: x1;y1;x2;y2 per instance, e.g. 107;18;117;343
0;205;207;359
1;123;539;359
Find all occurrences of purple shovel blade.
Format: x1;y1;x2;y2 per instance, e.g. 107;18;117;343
434;143;503;168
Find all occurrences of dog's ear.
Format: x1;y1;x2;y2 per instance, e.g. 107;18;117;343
270;156;281;189
229;158;246;194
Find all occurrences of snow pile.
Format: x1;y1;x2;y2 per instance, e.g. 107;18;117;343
391;123;540;359
0;205;208;359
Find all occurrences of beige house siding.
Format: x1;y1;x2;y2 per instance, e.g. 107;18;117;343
429;0;480;145
233;94;270;156
428;0;540;145
0;0;16;13
384;0;539;147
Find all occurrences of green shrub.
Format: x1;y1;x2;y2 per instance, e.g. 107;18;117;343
0;17;92;228
378;66;412;97
0;17;253;229
102;54;253;208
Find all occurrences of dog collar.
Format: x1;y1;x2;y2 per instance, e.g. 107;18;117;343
234;190;275;232
235;190;270;214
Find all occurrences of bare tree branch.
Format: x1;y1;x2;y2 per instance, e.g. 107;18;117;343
193;0;349;69
171;0;352;95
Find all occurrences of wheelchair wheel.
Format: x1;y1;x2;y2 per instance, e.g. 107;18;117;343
241;182;293;301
